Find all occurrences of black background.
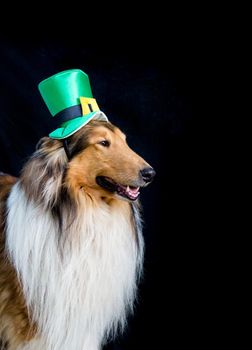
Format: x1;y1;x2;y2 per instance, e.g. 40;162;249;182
0;26;213;349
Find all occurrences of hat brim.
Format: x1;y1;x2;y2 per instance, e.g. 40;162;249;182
49;111;108;139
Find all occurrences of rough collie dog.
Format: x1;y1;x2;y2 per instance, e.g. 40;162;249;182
0;119;155;350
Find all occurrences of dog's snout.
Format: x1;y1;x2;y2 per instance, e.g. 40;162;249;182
140;167;156;183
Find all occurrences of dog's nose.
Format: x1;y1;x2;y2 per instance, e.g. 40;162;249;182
140;167;156;183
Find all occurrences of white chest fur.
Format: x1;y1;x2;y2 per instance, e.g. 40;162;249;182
6;183;143;350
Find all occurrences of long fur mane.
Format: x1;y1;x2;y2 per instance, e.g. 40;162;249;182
1;121;144;350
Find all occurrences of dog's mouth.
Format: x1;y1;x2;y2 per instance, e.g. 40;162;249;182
96;176;140;201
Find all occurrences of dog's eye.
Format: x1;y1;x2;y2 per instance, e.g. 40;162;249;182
99;140;110;147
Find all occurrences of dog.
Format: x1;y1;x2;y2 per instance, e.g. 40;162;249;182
0;119;155;349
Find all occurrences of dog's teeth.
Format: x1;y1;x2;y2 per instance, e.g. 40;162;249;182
126;186;130;192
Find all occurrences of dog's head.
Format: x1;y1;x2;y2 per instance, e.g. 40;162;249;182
66;120;155;201
21;120;155;205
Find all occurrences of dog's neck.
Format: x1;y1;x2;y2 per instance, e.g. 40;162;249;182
6;182;143;350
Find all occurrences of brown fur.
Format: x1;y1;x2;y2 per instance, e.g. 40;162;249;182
0;175;37;349
0;120;151;348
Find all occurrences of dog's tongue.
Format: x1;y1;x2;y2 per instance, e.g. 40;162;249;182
126;186;139;196
125;185;140;199
117;184;140;200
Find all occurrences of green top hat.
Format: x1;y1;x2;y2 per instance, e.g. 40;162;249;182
38;69;108;139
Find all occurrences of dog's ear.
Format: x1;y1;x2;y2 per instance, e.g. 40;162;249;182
20;137;68;208
35;137;46;150
35;137;65;154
